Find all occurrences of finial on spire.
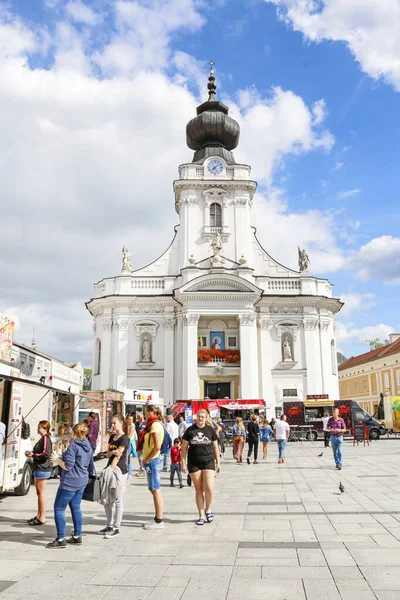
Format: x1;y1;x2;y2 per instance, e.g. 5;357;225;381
207;60;217;101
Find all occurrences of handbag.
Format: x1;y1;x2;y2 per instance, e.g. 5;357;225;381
233;435;242;443
83;475;100;502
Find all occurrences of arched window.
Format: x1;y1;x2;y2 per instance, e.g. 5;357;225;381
331;339;337;375
95;339;101;375
210;203;222;227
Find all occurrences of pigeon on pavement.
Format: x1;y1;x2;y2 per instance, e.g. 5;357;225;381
318;452;323;457
339;482;345;493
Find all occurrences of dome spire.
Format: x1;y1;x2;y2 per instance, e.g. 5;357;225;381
186;61;240;165
208;60;217;101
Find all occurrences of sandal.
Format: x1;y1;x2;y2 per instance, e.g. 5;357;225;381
196;517;206;526
28;517;46;526
205;510;214;523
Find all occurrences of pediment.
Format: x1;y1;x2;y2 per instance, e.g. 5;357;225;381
177;274;262;295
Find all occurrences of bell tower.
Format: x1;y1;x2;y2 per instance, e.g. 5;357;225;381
174;64;257;269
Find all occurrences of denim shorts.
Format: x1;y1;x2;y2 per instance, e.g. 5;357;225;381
33;471;51;479
145;456;162;491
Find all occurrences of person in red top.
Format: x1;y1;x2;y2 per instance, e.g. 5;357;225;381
327;408;346;470
170;439;183;488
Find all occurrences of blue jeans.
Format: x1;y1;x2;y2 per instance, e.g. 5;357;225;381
145;456;163;491
88;444;96;477
277;439;287;460
54;486;85;540
331;435;343;467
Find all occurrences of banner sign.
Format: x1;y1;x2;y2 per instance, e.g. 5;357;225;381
0;315;15;363
306;395;329;400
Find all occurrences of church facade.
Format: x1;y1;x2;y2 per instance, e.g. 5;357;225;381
86;68;342;416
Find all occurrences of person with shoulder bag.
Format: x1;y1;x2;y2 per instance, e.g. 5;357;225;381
232;417;246;463
46;422;92;548
26;420;52;526
97;414;130;538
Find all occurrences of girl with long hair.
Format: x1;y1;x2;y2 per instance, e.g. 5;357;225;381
138;405;165;530
26;420;52;526
124;414;138;478
232;417;246;463
259;418;273;460
98;414;130;538
181;409;220;526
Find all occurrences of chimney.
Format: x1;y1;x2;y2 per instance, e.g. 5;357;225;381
388;333;400;344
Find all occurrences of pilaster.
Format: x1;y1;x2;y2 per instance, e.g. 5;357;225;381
182;312;199;399
258;316;274;410
115;319;130;392
163;317;176;405
303;316;322;395
238;312;259;399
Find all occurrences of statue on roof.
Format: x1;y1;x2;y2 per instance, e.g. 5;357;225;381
298;247;310;274
121;246;132;274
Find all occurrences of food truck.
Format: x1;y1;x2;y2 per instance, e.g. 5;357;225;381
283;399;387;441
375;395;400;433
0;374;80;495
169;399;266;430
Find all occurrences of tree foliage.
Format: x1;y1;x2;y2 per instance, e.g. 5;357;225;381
83;368;92;390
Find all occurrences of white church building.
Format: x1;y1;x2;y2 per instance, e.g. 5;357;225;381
86;67;342;416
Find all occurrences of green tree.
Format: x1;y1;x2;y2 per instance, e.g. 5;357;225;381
83;368;92;390
366;338;389;350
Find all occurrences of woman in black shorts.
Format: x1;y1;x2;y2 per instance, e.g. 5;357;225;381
181;409;220;526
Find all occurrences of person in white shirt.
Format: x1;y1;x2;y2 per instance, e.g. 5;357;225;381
163;415;179;471
322;412;330;448
178;416;188;439
274;415;290;464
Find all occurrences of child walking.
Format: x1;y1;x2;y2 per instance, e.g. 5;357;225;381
170;438;183;488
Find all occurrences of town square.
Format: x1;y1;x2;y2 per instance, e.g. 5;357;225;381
1;0;400;599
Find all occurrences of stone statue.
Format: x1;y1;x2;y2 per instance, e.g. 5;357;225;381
298;247;310;273
142;336;151;362
283;335;293;361
211;231;224;266
122;246;132;273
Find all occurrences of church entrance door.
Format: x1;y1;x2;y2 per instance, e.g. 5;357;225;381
205;382;231;399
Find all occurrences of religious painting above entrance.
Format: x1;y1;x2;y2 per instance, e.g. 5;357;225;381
210;332;225;350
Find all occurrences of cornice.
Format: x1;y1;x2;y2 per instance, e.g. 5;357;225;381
174;180;257;192
258;296;342;315
87;296;176;317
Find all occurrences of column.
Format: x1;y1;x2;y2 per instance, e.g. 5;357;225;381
100;319;112;389
303;316;323;395
174;312;183;401
182;312;199;400
258;316;274;412
238;312;259;399
115;319;130;392
163;317;176;405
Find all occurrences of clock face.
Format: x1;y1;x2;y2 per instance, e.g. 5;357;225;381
207;159;224;175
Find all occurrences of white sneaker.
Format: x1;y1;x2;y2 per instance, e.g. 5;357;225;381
143;520;164;530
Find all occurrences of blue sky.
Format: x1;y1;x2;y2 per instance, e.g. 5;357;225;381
1;0;400;364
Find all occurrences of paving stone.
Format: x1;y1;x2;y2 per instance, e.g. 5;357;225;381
232;566;262;578
262;566;332;579
323;548;357;566
360;567;400;591
116;565;169;587
303;577;342;600
227;578;306;600
297;549;327;566
181;576;231;600
147;588;185;600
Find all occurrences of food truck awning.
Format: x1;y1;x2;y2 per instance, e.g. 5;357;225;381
223;404;266;411
169;403;186;416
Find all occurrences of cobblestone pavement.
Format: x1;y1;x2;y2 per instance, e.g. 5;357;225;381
1;440;400;600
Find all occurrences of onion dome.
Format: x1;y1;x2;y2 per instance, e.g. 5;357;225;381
186;62;240;164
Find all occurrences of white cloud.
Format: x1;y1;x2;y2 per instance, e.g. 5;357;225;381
252;188;346;274
266;0;400;91
353;236;400;283
339;188;360;199
231;87;334;185
333;161;343;172
65;1;101;25
336;322;394;349
339;291;376;317
94;0;206;75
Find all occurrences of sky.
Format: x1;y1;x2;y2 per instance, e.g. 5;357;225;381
1;0;400;367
